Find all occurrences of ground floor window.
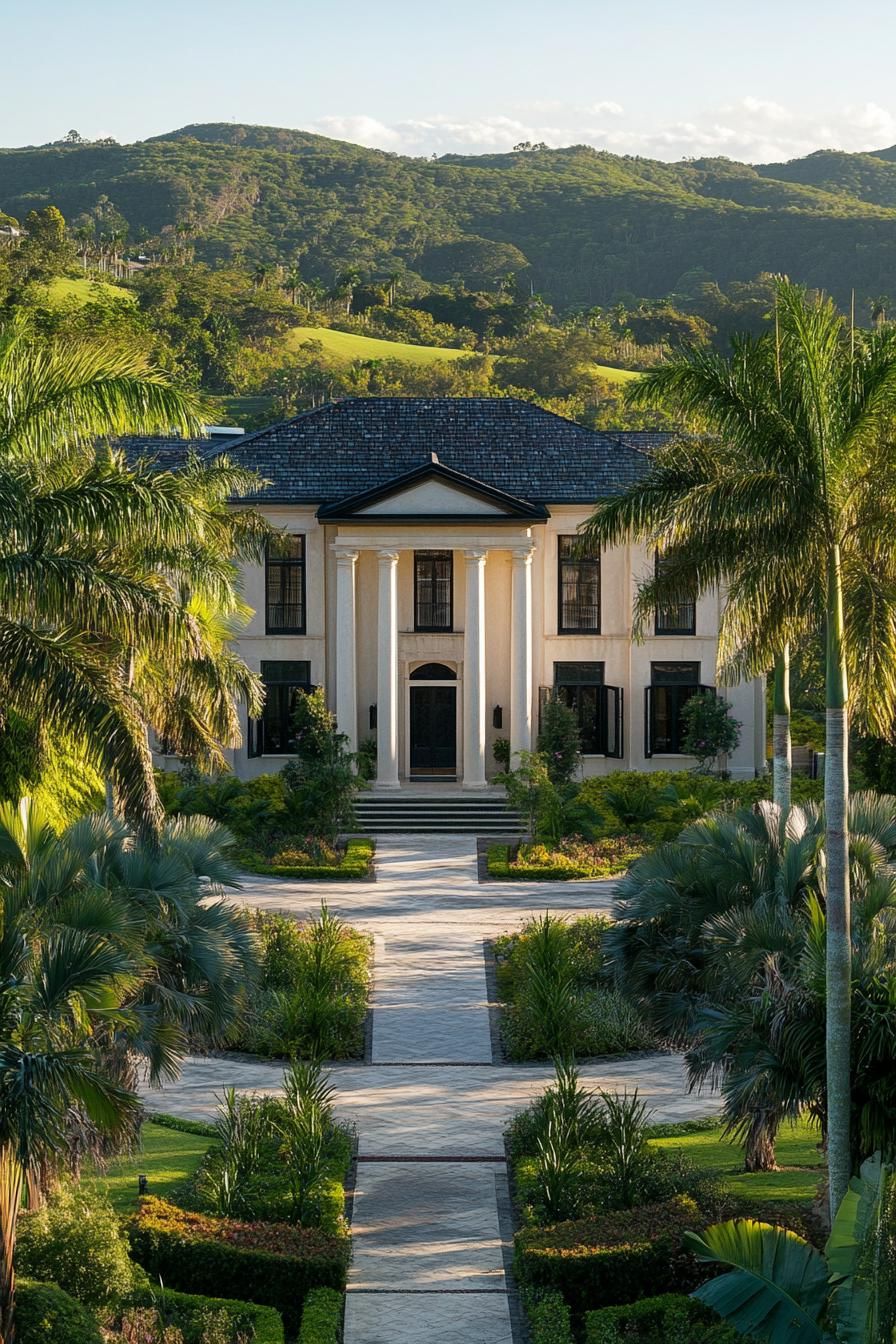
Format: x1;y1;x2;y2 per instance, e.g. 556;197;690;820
550;660;626;758
249;660;312;756
645;661;701;755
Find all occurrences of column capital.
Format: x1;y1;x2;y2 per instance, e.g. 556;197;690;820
511;545;535;564
333;546;359;565
463;547;488;564
377;548;401;564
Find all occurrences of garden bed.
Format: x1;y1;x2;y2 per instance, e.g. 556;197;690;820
492;914;655;1060
228;907;372;1059
486;837;648;880
507;1067;823;1341
238;836;375;880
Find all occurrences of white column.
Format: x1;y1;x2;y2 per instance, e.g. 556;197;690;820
334;549;358;753
463;548;488;789
510;546;534;762
375;549;401;790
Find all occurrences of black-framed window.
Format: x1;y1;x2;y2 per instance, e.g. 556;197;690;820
558;535;600;633
249;660;312;756
654;551;696;635
646;661;701;755
266;535;306;634
554;662;605;754
414;550;453;631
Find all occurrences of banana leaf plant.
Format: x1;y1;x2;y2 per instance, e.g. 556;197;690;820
683;1154;892;1344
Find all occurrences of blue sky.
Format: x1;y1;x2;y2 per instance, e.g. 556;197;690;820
5;0;896;161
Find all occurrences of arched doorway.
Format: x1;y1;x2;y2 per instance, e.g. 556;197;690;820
408;663;457;776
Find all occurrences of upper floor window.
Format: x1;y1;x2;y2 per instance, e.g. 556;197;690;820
558;535;600;633
248;660;312;756
266;535;306;634
414;550;453;631
654;550;696;635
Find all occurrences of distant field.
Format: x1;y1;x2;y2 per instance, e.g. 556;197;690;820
285;324;474;365
285;323;638;383
43;275;135;306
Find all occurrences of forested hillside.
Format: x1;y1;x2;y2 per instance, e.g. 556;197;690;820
3;123;896;307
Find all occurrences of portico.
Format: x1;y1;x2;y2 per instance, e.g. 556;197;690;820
331;530;535;789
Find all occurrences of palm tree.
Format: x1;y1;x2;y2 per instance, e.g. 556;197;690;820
0;325;267;834
335;267;362;316
0;810;141;1342
283;264;303;305
610;794;896;1175
585;279;896;1215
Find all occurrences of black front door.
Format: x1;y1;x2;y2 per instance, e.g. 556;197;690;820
409;685;456;773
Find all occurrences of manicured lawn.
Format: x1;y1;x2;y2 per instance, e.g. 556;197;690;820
649;1117;823;1206
83;1121;213;1214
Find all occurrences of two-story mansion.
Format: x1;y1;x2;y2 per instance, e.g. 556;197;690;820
136;398;766;787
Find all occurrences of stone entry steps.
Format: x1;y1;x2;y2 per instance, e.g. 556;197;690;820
355;795;523;834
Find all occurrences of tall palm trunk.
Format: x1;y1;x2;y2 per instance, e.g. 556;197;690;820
825;544;851;1218
0;1146;23;1344
772;647;792;810
743;1108;780;1173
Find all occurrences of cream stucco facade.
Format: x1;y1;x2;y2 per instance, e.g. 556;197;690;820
224;486;765;785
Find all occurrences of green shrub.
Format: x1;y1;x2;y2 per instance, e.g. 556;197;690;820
127;1197;349;1333
281;688;357;841
680;691;741;770
514;1195;705;1313
234;906;371;1058
495;914;653;1061
16;1185;143;1308
537;696;583;785
297;1286;343;1343
16;1280;102;1344
128;1286;284;1344
585;1293;742;1343
488;837;647;880
193;1066;351;1230
521;1285;574;1344
240;837;374;879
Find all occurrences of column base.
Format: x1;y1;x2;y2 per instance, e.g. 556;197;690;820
372;778;401;791
462;778;488;790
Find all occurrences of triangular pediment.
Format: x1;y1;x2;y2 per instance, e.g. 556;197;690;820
316;461;548;522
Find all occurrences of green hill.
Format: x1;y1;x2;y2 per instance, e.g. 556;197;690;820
285;324;637;381
4;123;896;307
43;276;134;306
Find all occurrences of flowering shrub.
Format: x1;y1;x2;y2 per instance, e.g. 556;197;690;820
130;1199;339;1258
680;691;741;771
490;836;648;880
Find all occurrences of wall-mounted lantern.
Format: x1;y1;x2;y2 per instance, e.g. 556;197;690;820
492;705;503;729
369;704;378;730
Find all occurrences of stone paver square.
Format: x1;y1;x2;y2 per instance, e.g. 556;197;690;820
350;1161;506;1289
343;1291;513;1344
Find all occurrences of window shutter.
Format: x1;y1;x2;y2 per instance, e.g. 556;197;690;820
602;685;624;759
644;685;654;759
247;715;262;758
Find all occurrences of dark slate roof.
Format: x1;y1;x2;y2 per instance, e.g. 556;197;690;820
116;400;668;505
113;434;243;471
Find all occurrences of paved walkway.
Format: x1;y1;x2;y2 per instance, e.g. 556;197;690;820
144;836;718;1344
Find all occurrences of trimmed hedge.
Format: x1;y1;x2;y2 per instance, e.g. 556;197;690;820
240;838;375;879
585;1293;742;1343
127;1197;349;1332
522;1285;574;1344
298;1286;343;1343
131;1286;284;1344
514;1196;704;1314
144;1110;218;1138
16;1280;102;1344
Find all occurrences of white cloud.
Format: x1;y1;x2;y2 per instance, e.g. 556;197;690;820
309;98;896;163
